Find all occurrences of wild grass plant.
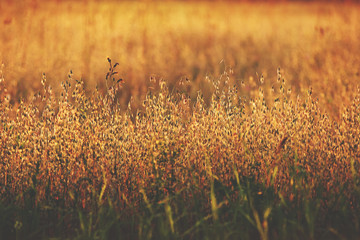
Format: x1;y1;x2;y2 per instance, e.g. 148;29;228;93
0;57;360;239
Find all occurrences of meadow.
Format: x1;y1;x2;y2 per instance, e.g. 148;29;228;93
1;1;360;239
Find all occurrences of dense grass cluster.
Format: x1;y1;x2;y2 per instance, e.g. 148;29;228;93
0;59;360;239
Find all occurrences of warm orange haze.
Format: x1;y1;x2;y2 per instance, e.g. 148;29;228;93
1;0;360;239
2;0;360;117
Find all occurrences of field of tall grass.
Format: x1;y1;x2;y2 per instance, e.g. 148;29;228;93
1;1;360;239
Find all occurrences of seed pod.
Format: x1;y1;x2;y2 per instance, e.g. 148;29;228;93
276;136;288;154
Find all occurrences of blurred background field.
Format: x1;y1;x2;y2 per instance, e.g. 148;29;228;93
1;0;360;118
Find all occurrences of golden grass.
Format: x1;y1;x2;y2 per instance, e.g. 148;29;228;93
1;1;360;117
1;2;360;238
0;59;359;209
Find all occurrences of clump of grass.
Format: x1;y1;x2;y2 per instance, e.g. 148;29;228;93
0;59;360;239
